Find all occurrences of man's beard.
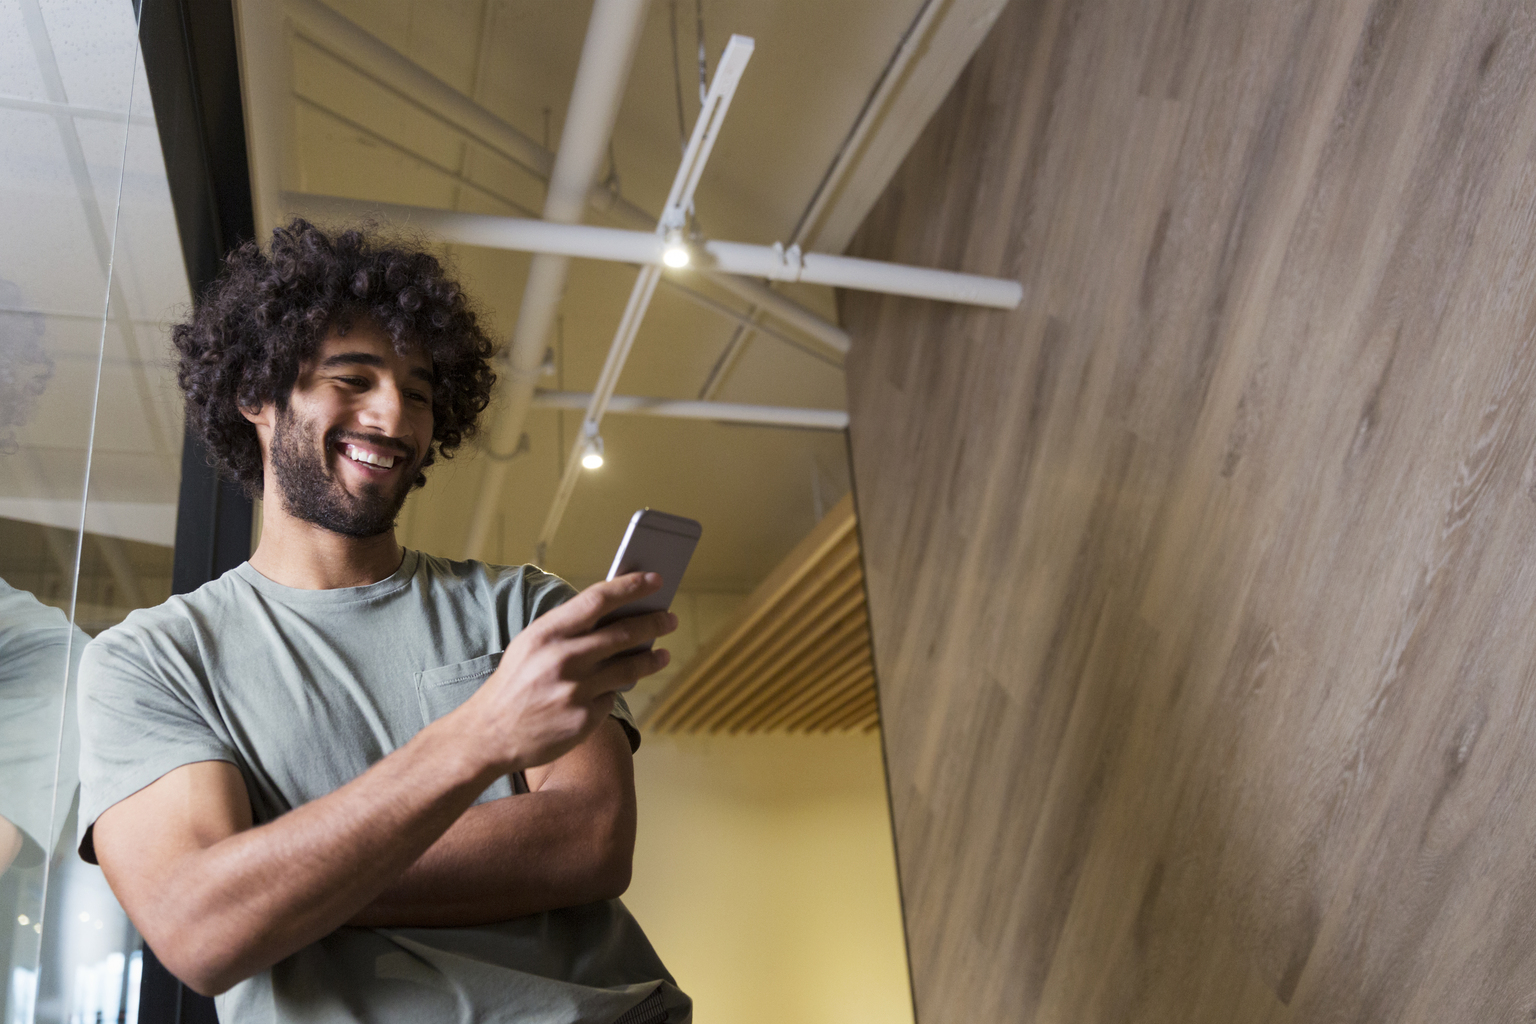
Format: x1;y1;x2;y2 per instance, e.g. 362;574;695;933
269;407;417;539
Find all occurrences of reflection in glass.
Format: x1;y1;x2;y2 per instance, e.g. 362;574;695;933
1;1;189;1021
0;577;81;1024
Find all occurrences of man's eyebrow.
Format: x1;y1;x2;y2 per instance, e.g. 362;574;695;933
320;352;385;370
320;352;435;384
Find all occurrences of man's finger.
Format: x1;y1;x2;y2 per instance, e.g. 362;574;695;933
535;573;664;639
563;610;677;667
582;648;670;697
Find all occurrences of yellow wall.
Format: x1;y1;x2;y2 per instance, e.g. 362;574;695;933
626;730;913;1024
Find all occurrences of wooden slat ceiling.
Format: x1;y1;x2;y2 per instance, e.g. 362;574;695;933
643;493;879;734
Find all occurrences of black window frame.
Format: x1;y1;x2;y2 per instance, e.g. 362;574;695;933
134;0;255;1019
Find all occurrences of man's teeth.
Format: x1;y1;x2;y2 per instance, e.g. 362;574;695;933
344;444;396;469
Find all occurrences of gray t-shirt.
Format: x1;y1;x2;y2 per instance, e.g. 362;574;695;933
0;577;84;862
76;550;687;1024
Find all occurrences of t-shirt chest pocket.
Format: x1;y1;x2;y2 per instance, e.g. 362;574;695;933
414;651;527;802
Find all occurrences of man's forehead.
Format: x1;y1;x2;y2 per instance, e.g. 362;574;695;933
315;327;433;378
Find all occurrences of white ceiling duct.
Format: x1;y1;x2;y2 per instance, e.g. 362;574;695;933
461;0;653;561
532;391;848;431
283;193;1024;309
284;0;552;178
277;0;849;356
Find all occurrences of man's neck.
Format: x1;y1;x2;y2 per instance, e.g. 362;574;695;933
247;498;405;591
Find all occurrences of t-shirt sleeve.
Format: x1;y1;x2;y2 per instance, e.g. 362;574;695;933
76;628;238;863
609;692;640;754
0;621;75;854
519;567;641;753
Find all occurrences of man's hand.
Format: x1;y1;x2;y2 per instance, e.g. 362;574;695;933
92;572;676;996
456;571;676;774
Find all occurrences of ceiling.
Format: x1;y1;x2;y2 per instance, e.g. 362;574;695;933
0;0;188;606
0;0;1006;662
246;0;1002;595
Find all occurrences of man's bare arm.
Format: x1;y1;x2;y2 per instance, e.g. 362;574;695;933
350;718;636;927
95;742;481;996
0;816;20;875
91;574;674;998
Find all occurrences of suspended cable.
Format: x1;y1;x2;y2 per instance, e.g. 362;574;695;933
556;314;566;476
695;0;708;105
668;0;688;152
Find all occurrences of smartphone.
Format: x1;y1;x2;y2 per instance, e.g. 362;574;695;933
595;509;702;677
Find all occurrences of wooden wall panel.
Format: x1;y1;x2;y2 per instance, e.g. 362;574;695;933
842;0;1536;1021
645;495;880;734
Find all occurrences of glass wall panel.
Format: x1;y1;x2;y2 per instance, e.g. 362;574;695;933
0;2;189;1021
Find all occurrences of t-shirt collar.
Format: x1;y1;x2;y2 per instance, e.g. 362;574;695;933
231;548;420;604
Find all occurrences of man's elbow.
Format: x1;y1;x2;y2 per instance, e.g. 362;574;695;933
154;939;246;998
593;845;633;900
181;967;240;1000
585;797;635;901
142;912;257;998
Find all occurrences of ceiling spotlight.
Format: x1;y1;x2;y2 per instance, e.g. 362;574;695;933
580;431;605;470
662;227;690;269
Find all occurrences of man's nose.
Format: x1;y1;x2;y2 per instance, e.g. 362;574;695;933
357;383;407;436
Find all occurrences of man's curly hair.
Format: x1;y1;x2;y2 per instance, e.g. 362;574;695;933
0;279;52;457
174;218;496;496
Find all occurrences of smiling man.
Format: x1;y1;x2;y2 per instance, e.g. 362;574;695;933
75;220;690;1024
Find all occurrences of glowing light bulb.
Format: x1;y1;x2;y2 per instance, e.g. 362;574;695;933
662;228;690;268
580;432;605;470
78;912;90;923
16;915;28;926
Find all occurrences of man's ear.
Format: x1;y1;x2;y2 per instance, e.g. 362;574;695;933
240;403;274;429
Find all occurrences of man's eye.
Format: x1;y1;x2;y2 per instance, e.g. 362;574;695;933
337;376;368;388
406;391;430;404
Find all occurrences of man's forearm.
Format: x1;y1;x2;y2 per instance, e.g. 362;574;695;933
350;789;628;926
351;721;637;927
130;719;498;994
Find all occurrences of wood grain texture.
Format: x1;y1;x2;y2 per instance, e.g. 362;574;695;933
644;494;880;734
842;0;1536;1020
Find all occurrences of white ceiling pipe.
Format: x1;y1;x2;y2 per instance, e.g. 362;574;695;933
535;35;756;563
288;198;847;354
532;390;849;430
280;0;850;354
283;195;851;360
461;0;653;561
702;241;1023;308
584;182;852;356
696;0;1010;396
234;0;297;236
286;0;668;230
697;272;850;354
0;94;154;124
690;0;952;394
657;278;838;362
282;193;658;258
285;0;552;178
282;192;1024;310
535;264;664;564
